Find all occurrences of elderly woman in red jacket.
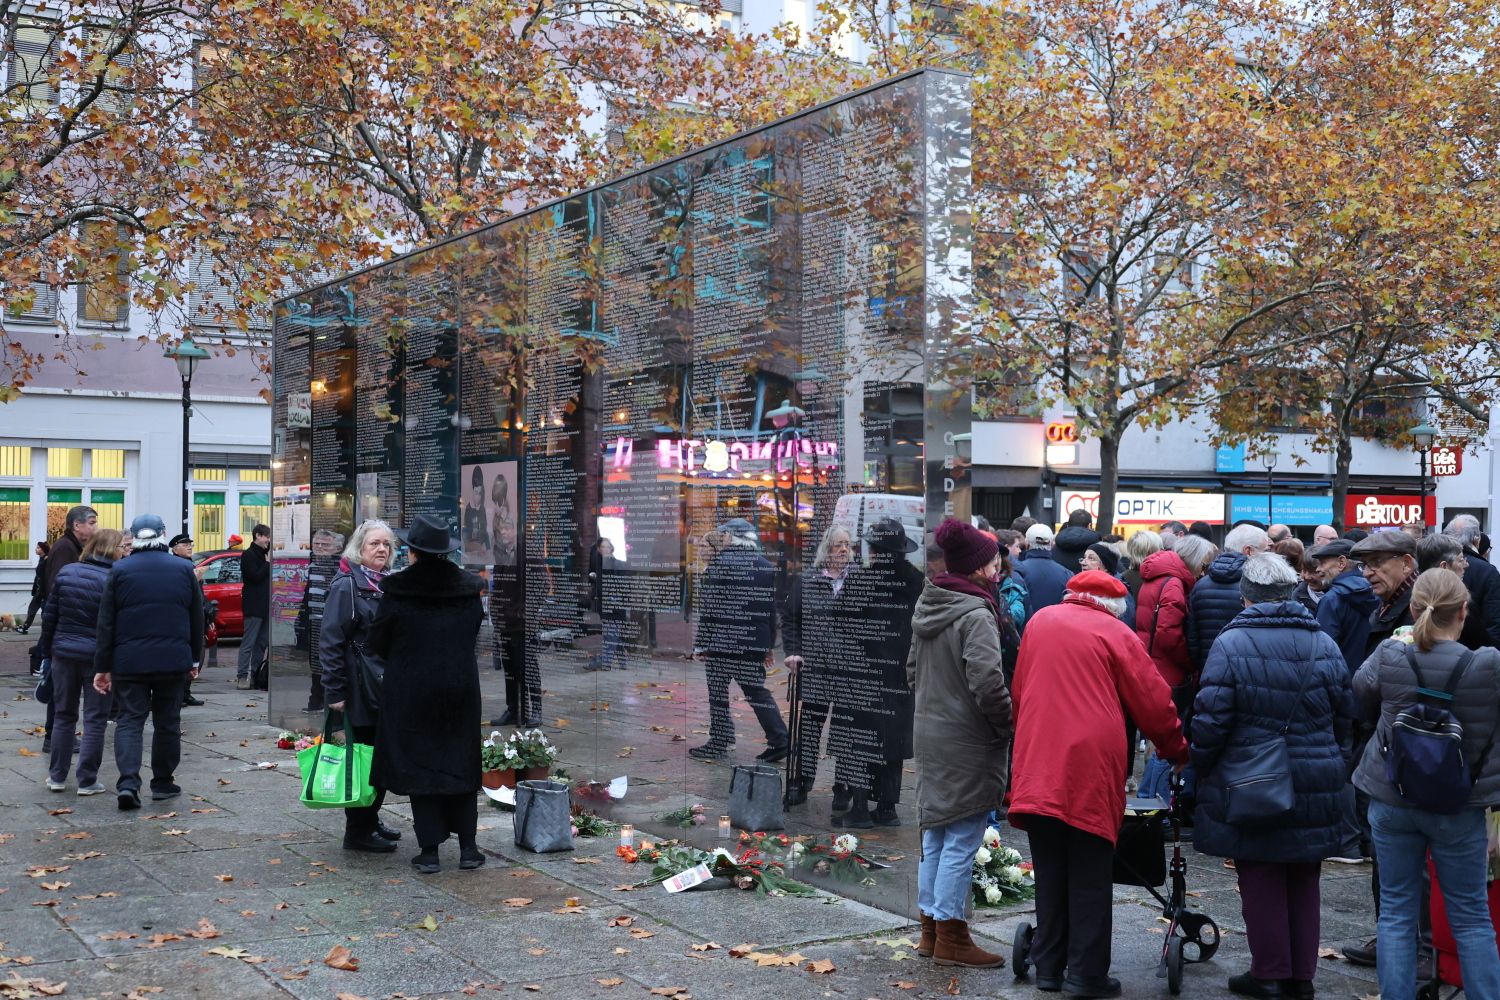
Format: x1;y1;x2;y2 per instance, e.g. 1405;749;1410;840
1134;546;1198;712
1010;571;1189;999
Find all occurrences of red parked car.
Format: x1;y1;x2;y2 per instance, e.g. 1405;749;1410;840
195;550;245;639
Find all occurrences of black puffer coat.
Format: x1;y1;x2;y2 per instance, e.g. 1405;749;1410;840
365;556;485;796
1191;602;1355;862
1187;552;1247;670
1052;525;1100;574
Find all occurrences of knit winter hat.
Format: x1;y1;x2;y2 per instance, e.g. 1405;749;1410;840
1087;542;1120;575
1067;570;1128;600
935;518;999;575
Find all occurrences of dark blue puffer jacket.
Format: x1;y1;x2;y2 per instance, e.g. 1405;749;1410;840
95;548;204;676
1015;549;1071;617
1314;569;1379;673
1190;601;1355;863
39;557;113;662
1187;552;1247;670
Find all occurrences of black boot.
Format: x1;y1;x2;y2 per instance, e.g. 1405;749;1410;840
411;848;440;874
873;802;901;826
1227;973;1283;999
830;782;851;813
833;797;874;829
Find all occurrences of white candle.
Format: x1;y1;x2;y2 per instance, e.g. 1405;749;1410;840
619;824;634;848
718;816;732;838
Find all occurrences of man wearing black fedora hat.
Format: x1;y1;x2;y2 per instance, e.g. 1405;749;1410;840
365;514;488;873
836;518;923;827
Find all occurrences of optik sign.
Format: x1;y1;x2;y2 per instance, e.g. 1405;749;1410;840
1061;491;1225;526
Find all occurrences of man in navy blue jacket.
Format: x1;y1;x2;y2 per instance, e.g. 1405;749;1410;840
1311;540;1379;672
93;514;204;812
1014;524;1071;618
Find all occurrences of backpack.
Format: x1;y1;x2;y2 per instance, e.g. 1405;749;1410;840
1382;645;1491;814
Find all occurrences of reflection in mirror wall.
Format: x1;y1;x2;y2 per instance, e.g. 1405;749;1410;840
269;69;972;913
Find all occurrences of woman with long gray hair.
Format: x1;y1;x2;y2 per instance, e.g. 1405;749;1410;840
319;519;402;853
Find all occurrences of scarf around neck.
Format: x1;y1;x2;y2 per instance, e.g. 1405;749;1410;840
932;571;1001;621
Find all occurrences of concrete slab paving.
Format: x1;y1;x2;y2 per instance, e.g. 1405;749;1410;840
0;633;1388;1000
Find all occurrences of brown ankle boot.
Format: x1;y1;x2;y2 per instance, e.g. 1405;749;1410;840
917;913;936;958
933;918;1005;968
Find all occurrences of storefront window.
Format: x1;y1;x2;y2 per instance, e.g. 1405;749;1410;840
192;466;227;481
46;488;83;541
90;489;125;530
239;468;270;483
92;449;125;479
0;487;30;560
193;491;225;550
0;446;31;478
47;448;83;478
239;491;270;535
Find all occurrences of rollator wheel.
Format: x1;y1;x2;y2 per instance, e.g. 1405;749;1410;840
1194;917;1220;962
1013;922;1034;978
1166;936;1184;995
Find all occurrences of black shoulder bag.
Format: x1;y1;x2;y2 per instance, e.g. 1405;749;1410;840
1217;632;1314;826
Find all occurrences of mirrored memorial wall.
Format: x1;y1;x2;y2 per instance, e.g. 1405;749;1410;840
270;69;972;912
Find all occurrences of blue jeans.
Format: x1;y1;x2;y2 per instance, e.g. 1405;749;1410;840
1370;799;1500;1000
918;811;988;921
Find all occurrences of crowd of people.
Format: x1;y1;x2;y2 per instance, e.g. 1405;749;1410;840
23;496;1500;991
908;509;1500;1000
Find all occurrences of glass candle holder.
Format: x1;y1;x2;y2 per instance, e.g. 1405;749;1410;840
619;824;635;848
718;816;732;838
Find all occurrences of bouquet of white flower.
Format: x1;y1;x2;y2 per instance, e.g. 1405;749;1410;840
972;827;1034;906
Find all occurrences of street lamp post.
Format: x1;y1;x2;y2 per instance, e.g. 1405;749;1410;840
165;338;210;535
1262;445;1279;528
1411;421;1438;533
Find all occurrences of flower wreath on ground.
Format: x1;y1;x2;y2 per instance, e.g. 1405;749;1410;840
973;826;1034;906
616;837;818;896
737;831;887;884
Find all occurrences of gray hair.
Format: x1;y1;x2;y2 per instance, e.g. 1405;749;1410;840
343;519;394;565
813;524;854;570
1173;534;1217;575
1419;533;1465;573
1067;591;1127;618
1240;551;1298;604
1445;514;1482;547
1126;530;1162;566
1224;523;1270;555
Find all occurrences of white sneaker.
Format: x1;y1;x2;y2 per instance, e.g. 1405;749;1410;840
77;783;107;796
46;779;66;792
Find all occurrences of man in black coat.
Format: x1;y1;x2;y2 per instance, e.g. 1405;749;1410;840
39;506;96;753
236;524;271;690
366;515;486;873
1445;514;1500;648
838;518;924;828
1052;510;1101;574
690;519;788;762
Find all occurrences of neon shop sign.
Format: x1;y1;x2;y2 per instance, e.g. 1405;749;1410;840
609;437;839;474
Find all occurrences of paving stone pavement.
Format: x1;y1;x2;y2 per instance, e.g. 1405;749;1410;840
0;632;1381;999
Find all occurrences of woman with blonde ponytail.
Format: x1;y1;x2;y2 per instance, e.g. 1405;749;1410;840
1352;569;1500;1000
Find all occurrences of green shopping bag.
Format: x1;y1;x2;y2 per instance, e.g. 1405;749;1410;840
298;710;376;809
